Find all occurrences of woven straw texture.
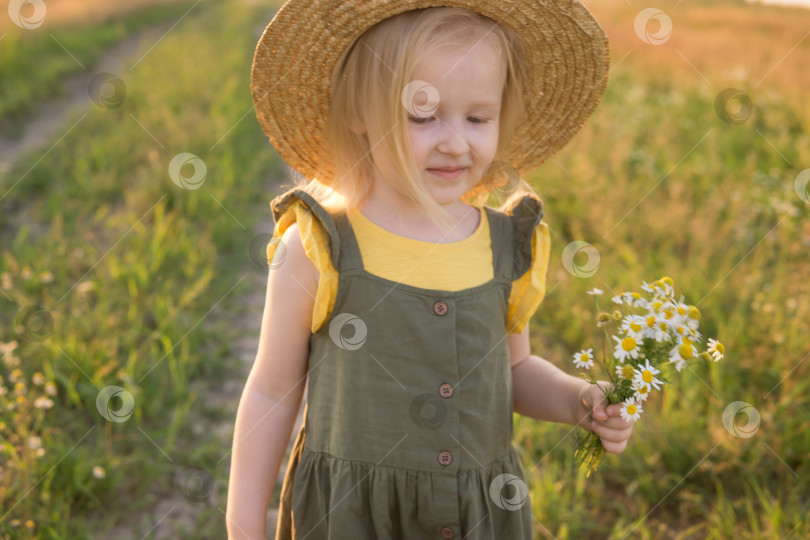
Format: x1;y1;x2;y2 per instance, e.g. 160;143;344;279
251;0;610;185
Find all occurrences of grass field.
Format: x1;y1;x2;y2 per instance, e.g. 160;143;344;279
0;0;808;537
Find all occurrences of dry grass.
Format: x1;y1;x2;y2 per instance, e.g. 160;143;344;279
582;0;810;107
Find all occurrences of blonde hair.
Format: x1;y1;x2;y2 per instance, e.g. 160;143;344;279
291;6;542;232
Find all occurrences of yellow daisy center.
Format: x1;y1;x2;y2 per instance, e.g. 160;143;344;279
652;301;663;312
663;309;674;319
638;385;649;395
630;321;642;332
715;342;725;354
653;280;665;290
622;365;635;379
678;344;694;360
642;370;653;383
688;306;701;320
626;404;637;415
581;353;591;362
647;316;656;328
622;337;637;351
631;292;641;300
661;276;674;287
677;306;686;316
676;326;685;335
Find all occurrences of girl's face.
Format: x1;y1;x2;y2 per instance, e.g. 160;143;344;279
404;40;505;207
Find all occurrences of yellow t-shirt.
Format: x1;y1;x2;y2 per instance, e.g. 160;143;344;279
267;200;550;335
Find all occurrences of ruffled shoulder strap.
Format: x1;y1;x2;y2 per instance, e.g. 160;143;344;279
270;188;341;270
505;193;545;282
267;188;342;334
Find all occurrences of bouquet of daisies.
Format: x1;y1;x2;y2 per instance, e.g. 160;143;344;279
572;276;725;477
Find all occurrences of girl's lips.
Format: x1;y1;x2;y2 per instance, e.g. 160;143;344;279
428;168;466;179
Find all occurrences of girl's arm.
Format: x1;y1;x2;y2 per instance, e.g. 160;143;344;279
508;323;589;426
508;323;634;454
226;223;317;539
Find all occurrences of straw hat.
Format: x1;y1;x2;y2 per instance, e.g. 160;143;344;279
251;0;610;186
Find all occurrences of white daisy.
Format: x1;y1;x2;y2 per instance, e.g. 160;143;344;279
707;338;725;361
668;337;697;372
620;398;643;422
634;359;663;391
611;294;625;305
620;315;646;341
612;334;640;363
632;378;652;401
586;288;604;296
573;348;595;370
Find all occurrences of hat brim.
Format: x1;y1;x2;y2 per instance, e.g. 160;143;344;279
251;0;610;185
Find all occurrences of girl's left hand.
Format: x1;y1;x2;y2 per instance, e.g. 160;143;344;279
575;382;635;454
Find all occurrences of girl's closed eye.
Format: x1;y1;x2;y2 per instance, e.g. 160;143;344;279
407;115;491;124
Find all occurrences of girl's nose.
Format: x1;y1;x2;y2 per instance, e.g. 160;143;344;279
435;118;471;155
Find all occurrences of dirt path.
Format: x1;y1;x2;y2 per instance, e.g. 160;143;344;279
0;17;180;183
1;2;298;536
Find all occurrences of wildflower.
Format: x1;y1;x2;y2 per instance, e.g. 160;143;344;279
93;466;106;479
620;398;643;422
634;359;663;391
611;294;624;305
596;312;612;327
632;379;651;401
34;396;53;409
615;363;636;380
573;348;594;370
32;372;46;385
620;315;646;341
45;381;57;396
586;288;604;296
612;334;640;362
669;338;697;371
707;338;725;361
612;310;623;320
28;436;42;450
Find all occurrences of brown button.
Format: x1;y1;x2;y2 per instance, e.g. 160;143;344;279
439;383;453;398
433;300;448;316
438;451;452;466
440;527;455;539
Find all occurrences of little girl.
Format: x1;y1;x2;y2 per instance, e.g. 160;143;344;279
228;2;634;539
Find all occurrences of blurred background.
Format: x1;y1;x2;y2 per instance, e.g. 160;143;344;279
0;0;807;538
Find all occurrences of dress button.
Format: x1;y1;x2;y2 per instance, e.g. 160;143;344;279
440;527;455;539
438;383;453;398
438;450;453;466
433;300;448;316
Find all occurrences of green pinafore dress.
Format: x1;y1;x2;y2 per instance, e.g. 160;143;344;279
269;188;544;540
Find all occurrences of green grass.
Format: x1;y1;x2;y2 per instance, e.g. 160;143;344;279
0;0;282;537
0;0;808;537
0;0;199;137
